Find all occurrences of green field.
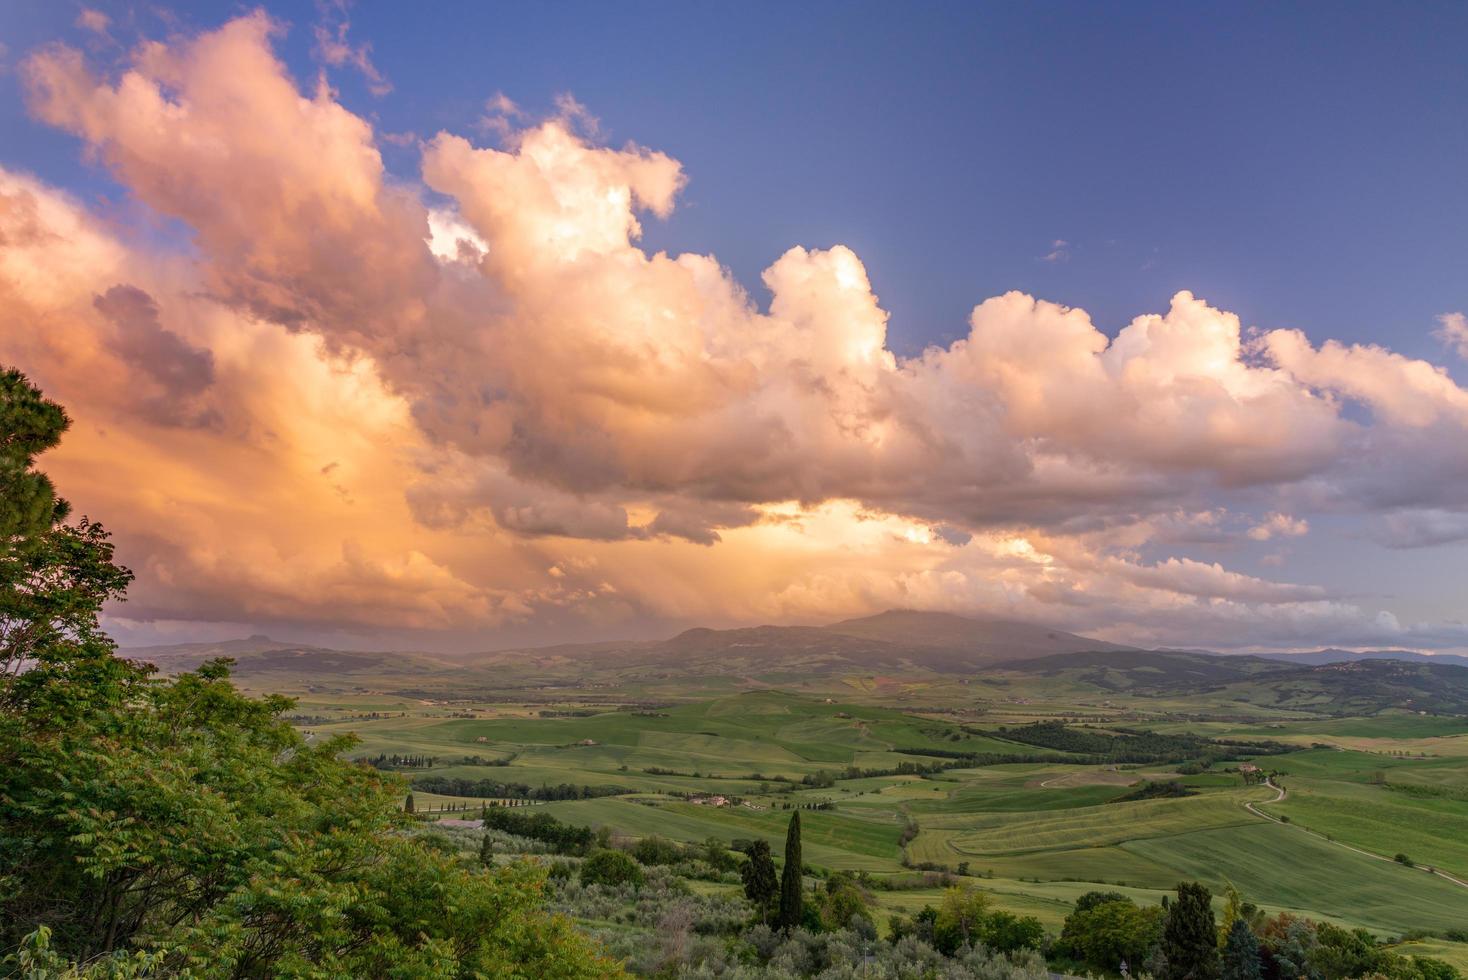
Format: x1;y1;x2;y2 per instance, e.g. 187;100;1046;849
284;681;1468;939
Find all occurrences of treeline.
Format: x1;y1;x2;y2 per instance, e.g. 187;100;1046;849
774;800;837;810
1109;779;1195;802
481;806;596;854
995;721;1289;765
888;888;1045;955
892;748;1071;766
413;775;630;800
365;752;437;769
1054;883;1460;980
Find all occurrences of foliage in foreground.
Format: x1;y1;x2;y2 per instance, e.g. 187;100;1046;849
0;369;618;978
1055;884;1461;980
547;868;1051;979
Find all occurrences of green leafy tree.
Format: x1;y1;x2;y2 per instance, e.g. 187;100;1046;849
701;837;738;872
1309;923;1390;980
1257;913;1320;980
741;839;779;921
1060;894;1166;972
778;811;803;931
0;369;619;977
1163;882;1221;980
1222;919;1262;980
1;925;174;978
1218;882;1244;945
1074;890;1132;914
982;909;1047;953
817;872;871;931
934;885;991;952
580;848;645;888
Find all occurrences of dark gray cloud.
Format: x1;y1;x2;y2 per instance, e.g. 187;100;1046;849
95;284;218;427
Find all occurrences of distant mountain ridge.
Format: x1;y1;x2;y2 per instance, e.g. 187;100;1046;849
824;609;1138;660
115;611;1468;715
121;614;1467;676
465;610;1138;676
121;636;455;676
116;611;1139;681
1260;648;1468;669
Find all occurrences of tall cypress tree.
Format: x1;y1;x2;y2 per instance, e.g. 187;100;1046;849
1221;919;1262;980
1162;882;1221;980
777;811;803;930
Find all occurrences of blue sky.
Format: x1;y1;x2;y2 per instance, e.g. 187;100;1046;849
2;2;1467;651
6;2;1464;355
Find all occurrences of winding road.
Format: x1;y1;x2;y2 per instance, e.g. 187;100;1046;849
1243;778;1468;890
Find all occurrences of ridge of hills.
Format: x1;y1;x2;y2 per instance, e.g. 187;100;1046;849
1261;648;1468;669
117;610;1468;715
123;610;1132;677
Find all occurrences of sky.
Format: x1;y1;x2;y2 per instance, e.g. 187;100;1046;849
1;2;1466;653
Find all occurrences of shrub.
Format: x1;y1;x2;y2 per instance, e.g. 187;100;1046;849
632;834;685;866
581;848;645;888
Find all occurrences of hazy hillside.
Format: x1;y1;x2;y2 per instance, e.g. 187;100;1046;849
998;648;1287;689
1262;648;1468;669
996;649;1468;715
119;614;1468;715
826;609;1137;660
122;636;454;677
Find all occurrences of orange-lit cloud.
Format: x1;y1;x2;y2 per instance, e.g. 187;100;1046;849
6;13;1468;651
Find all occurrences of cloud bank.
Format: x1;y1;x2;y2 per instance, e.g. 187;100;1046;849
5;12;1468;651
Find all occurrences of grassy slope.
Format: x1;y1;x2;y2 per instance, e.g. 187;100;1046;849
280;681;1468;938
1124;823;1468;934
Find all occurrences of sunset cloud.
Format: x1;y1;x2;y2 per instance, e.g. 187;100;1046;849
1437;312;1468;360
5;14;1468;652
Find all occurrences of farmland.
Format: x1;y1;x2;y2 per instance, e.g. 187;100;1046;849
283;679;1468;939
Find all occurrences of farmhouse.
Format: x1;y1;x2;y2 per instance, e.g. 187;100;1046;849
689;794;730;807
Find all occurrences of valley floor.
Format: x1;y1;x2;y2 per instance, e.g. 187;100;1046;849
276;683;1468;942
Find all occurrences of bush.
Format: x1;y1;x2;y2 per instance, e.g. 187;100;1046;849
632;834;685;866
581;848;645;888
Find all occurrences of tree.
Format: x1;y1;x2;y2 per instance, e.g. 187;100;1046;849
580;848;644;888
982;909;1046;953
1218;882;1244;945
934;884;991;953
702;836;739;873
817;872;871;931
405;791;416;813
778;811;803;930
1075;890;1134;914
1222;919;1262;980
0;370;619;977
1060;895;1166;972
1257;913;1319;980
1162;882;1221;980
741;839;779;921
0;369;132;683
